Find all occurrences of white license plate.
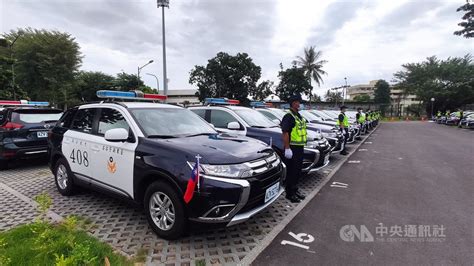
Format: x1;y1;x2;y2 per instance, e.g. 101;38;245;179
37;131;48;138
324;154;330;164
265;182;280;203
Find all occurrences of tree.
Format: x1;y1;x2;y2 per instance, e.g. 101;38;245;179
454;1;474;38
353;94;371;102
373;79;391;104
250;80;273;101
324;90;343;102
393;54;474;113
189;52;261;105
293;46;328;104
2;28;82;108
311;93;322;102
113;72;144;91
275;66;311;102
73;71;115;103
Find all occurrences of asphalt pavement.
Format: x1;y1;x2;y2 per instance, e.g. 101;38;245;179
254;122;473;265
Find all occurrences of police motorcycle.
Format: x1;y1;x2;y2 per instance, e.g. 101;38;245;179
189;99;332;174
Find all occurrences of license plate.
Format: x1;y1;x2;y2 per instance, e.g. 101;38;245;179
324;154;330;164
37;131;48;138
265;182;280;203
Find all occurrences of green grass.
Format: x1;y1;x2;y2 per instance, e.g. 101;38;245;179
0;220;131;266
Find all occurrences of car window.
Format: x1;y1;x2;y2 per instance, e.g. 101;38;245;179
233;108;277;128
210;110;240;128
57;109;77;128
98;108;130;135
0;110;6;125
11;110;63;124
191;109;206;119
259;110;279;121
71;108;95;133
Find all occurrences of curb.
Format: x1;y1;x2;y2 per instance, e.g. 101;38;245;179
239;125;379;266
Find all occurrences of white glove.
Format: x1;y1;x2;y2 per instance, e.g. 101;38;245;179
284;148;293;159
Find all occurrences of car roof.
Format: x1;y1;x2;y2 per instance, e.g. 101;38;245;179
80;102;182;109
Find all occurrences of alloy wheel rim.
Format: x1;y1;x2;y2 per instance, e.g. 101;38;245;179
149;192;176;231
56;164;68;190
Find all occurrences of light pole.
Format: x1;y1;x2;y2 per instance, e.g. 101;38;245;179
137;60;154;87
9;32;24;100
157;0;169;96
430;97;435;119
146;73;160;93
342;77;348;105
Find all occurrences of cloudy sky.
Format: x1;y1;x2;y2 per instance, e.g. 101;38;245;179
1;0;472;97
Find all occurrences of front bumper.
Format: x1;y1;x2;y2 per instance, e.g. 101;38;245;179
0;142;49;161
189;162;286;226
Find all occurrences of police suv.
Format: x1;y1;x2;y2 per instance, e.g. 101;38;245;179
48;91;285;239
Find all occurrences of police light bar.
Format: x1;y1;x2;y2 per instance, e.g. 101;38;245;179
250;101;271;108
204;98;240;105
96;90;167;101
0;100;49;106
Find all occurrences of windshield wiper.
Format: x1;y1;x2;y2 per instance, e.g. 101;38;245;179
251;125;266;128
185;133;215;137
147;135;177;139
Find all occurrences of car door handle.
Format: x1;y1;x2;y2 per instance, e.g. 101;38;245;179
91;145;100;152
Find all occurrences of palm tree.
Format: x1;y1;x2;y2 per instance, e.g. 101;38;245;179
294;46;328;106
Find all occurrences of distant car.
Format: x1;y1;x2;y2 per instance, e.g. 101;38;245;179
189;102;332;173
459;112;474;128
445;113;460;126
299;110;358;143
0;101;62;169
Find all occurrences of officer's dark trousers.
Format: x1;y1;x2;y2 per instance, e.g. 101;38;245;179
340;128;349;153
284;145;304;196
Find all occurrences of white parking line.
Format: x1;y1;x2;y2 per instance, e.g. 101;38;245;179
358;149;368;151
348;160;360;163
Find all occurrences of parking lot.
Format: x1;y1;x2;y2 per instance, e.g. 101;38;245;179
0;133;360;265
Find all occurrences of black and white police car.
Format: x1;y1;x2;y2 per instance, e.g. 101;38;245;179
48;90;285;239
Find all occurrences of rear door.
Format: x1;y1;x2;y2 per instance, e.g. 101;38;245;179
62;108;96;179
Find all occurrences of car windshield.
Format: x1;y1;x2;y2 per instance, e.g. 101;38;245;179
310;110;332;120
300;110;321;122
130;108;216;137
12;111;63;123
269;109;287;120
234;108;278;128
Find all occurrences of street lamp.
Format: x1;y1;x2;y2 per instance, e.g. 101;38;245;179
137;60;154;82
146;73;160;93
431;97;435;119
157;0;169;96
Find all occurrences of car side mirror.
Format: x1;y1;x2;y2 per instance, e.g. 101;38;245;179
104;128;129;142
227;121;240;130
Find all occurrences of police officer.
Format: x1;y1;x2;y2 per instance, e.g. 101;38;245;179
457;109;464;127
356;107;366;135
337;106;350;155
366;108;372;131
281;94;307;203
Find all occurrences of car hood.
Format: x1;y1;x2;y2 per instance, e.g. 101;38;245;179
147;134;271;164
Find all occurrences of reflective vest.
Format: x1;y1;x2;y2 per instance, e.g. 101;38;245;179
358;113;365;124
336;113;350;127
288;111;307;146
455;111;461;118
437;111;441;117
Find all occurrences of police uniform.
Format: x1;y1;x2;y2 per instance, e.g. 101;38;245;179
281;105;307;202
337;107;350;155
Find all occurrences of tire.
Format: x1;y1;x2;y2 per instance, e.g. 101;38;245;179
144;181;187;240
54;158;76;196
0;160;8;170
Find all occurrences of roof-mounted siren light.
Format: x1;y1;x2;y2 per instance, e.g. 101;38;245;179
204;98;240;105
96;90;167;101
250;101;271;108
0;100;49;106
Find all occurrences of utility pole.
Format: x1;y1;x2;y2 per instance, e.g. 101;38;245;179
157;0;169;96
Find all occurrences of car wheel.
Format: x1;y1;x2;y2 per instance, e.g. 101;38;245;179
144;181;186;240
0;160;8;170
54;158;75;196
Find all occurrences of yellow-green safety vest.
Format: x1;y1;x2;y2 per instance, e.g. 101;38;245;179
336;113;350;127
358;113;365;124
288;111;307;146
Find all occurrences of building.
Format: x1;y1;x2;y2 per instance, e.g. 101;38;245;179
347;80;419;106
166;89;200;106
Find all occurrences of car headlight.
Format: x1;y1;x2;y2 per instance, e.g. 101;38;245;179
322;132;338;138
200;163;252;178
